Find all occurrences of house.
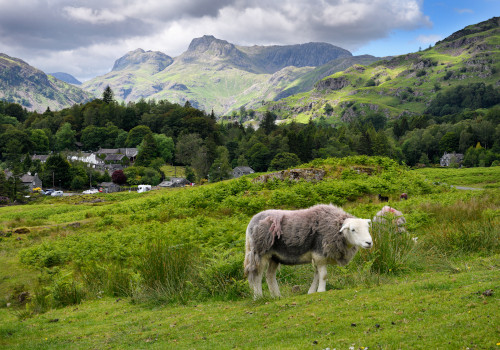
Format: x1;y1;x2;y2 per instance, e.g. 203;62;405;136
67;152;105;168
120;148;138;163
232;166;255;178
98;182;121;193
104;154;126;164
31;155;49;163
97;148;138;163
440;152;464;167
158;177;191;188
5;172;43;191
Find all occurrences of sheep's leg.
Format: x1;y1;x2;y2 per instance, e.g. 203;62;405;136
308;266;319;294
266;259;281;298
316;264;328;292
251;256;269;299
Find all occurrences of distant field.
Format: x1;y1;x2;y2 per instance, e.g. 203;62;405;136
414;166;500;188
160;164;185;178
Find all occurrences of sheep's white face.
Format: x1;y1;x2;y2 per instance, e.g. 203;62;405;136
340;218;373;249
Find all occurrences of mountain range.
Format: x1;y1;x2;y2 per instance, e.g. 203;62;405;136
0;17;498;119
81;36;380;114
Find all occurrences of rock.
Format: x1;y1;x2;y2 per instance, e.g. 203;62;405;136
14;227;30;234
252;168;325;183
18;291;30;303
482;289;493;296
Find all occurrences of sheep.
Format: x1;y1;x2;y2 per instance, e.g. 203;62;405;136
244;204;372;299
378;194;389;202
373;206;406;232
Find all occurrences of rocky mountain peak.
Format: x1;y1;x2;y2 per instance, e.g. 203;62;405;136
186;35;240;58
112;49;173;73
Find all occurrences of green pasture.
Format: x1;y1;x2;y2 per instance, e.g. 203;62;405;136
0;157;499;349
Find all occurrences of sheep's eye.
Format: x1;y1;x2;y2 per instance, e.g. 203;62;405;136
352;229;356;232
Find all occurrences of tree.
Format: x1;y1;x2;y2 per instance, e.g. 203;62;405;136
112;170;127;185
260;111;277;135
269;152;301;171
439;132;459;153
153;134;174;163
191;145;210;180
126;125;152;147
30;129;50;154
55;122;76;151
208;146;232;182
102;85;114;104
324;103;334;115
247;142;271;172
175;133;203;165
43;154;72;189
136;133;160;167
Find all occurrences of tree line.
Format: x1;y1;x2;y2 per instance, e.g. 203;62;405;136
1;83;499;201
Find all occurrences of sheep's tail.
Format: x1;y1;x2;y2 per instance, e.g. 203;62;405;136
244;225;260;280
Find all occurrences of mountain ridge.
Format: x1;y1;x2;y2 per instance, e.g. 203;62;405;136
81;36;365;114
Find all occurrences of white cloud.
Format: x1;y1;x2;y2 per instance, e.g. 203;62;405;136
63;7;127;24
455;8;474;14
0;0;432;80
416;34;442;44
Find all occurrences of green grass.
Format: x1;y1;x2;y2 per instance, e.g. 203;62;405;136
414;167;500;188
1;158;499;348
0;257;498;349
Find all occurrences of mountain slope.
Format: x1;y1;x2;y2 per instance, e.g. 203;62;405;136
81;36;364;114
48;72;82;85
0;53;92;111
266;17;500;123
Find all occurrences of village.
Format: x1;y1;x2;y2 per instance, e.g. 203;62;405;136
4;147;256;197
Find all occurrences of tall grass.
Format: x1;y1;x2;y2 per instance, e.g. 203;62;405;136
134;240;197;304
358;222;421;274
418;196;500;256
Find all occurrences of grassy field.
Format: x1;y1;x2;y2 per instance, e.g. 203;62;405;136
414;167;500;188
0;158;499;349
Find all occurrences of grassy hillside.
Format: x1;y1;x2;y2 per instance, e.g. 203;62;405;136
0;53;92;112
0;157;499;348
267;17;500;123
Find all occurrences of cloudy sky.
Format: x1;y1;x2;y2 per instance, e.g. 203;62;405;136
0;0;497;81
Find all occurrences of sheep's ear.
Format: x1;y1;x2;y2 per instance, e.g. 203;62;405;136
339;222;349;233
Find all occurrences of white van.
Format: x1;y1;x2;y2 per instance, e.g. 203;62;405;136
137;185;152;193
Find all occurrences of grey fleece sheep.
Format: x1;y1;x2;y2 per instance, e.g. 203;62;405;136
244;204;372;299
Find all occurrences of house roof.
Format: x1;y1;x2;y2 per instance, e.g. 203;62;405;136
98;148;120;154
233;166;254;173
105;154;126;161
32;155;49;162
120;148;138;157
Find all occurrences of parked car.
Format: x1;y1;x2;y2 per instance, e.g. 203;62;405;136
51;191;64;197
44;189;55;196
137;185;152;193
82;188;99;194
